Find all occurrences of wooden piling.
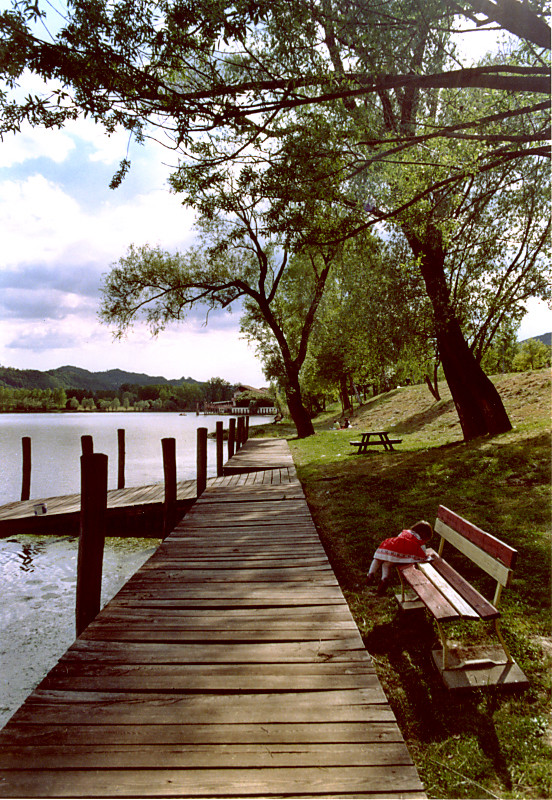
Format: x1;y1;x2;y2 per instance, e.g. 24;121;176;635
162;438;177;538
21;436;31;501
81;435;94;456
216;421;224;477
228;418;236;459
117;428;125;489
197;427;208;497
237;416;244;450
76;452;108;637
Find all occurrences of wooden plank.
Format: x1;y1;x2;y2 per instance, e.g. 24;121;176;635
0;766;424;798
0;742;414;769
59;638;370;663
0;721;406;746
437;506;517;569
94;605;355;621
40;663;378;692
13;691;392;726
400;565;460;621
434;519;513;586
79;626;358;643
426;550;499;620
108;596;348;608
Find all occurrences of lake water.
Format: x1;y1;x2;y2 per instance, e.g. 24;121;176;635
0;411;267;729
0;410;263;505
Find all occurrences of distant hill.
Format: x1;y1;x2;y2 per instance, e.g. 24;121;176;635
0;365;202;392
522;332;551;347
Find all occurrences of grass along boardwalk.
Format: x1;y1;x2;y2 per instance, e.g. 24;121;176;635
0;440;425;798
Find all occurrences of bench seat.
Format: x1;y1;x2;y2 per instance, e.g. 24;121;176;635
400;551;499;622
394;506;528;689
350;439;402;451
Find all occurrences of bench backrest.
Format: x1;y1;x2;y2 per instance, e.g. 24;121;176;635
435;506;517;603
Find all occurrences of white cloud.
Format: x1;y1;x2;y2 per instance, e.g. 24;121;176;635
0;175;83;266
0;315;266;385
518;298;552;340
0;173;195;273
0;127;76;168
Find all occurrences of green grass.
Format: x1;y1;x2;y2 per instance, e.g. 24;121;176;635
250;370;551;799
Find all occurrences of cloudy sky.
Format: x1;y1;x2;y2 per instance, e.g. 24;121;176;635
0;106;270;385
0;24;550;387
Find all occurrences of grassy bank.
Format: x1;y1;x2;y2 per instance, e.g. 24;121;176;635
253;369;551;799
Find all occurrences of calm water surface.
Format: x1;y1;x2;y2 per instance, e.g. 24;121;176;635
0;411;266;728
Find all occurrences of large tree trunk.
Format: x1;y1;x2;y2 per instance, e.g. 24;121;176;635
279;359;314;437
285;378;315;438
407;225;512;440
339;374;353;413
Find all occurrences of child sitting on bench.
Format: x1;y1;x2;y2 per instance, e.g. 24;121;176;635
367;520;433;595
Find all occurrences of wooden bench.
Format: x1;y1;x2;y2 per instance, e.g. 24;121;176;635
396;505;528;690
350;431;403;452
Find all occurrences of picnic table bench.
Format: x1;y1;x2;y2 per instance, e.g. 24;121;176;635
350;431;402;453
395;505;528;690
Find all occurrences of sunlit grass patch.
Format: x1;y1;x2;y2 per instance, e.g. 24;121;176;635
283;370;551;799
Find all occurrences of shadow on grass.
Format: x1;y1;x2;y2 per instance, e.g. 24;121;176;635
363;609;513;789
394;399;457;434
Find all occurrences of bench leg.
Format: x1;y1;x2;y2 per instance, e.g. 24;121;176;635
436;619;450;670
494;619;514;663
397;566;406;603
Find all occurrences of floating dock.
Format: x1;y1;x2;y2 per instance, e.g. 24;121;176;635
0;440;425;798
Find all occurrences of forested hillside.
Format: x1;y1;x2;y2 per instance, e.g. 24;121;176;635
0;365;200;392
0;368;240;413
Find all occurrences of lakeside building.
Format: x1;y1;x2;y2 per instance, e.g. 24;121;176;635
203;385;277;415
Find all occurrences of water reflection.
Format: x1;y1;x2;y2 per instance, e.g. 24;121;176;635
16;542;43;572
0;533;159;729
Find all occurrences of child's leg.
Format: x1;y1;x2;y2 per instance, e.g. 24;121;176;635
381;561;392;580
367;558;382;577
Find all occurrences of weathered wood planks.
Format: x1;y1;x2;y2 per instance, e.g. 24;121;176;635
222;437;295;475
0;440;425;798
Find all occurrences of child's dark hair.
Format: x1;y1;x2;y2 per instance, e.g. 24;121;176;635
411;520;433;541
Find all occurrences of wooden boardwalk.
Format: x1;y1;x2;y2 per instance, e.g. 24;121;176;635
0;440;425;798
0;438;295;538
222;437;295;475
0;480;199;538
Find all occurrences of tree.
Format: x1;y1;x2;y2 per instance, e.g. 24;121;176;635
513;338;551;370
100;198;338;436
1;0;548;438
204;378;233;404
52;387;67;408
0;0;547;158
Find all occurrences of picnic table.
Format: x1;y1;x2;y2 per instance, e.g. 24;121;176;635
349;431;402;453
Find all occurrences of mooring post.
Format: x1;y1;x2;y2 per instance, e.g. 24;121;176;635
236;416;244;450
162;437;177;538
117;428;125;489
197;427;207;497
245;415;250;441
216;421;224;477
228;418;236;459
76;452;108;637
81;435;93;456
21;436;31;501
